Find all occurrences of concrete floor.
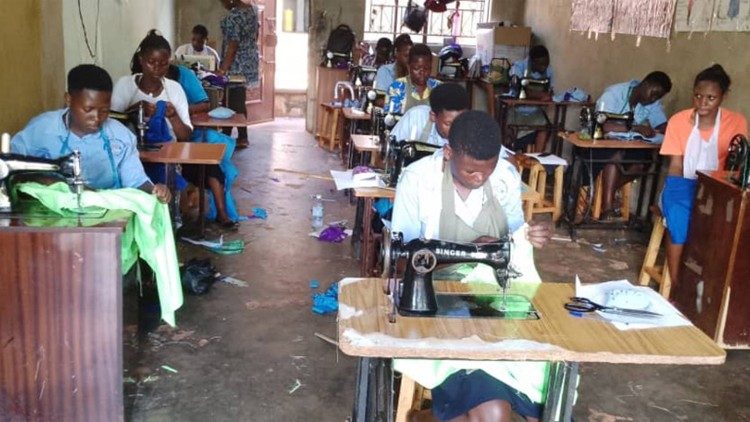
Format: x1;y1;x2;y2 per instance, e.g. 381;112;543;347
125;118;750;421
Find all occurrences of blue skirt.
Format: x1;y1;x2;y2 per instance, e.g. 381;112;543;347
661;175;698;245
431;370;542;420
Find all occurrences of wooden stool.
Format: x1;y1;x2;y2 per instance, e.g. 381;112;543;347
639;206;672;298
576;174;632;221
315;103;343;151
516;156;565;223
396;376;432;422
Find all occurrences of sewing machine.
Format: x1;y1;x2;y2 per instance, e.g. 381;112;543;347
379;135;439;187
726;134;750;189
380;232;533;322
512;69;550;100
580;107;634;140
0;134;85;212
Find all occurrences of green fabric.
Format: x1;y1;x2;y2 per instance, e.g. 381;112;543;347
17;182;183;326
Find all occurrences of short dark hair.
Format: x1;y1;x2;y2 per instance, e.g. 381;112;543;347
67;64;113;93
393;33;413;51
130;29;172;74
375;37;392;51
642;71;672;93
695;64;731;94
192;24;208;38
429;84;469;114
448;111;502;160
529;45;549;61
408;43;432;63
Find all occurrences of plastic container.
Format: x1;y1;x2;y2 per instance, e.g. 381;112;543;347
311;194;324;230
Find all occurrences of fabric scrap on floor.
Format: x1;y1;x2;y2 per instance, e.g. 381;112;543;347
312;282;338;315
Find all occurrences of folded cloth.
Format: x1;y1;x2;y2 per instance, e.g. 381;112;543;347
145;100;172;142
553;87;589;103
661;175;698;244
17;182;183;326
208;106;236;119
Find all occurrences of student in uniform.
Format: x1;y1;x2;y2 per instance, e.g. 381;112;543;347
385;43;441;115
174;24;221;67
659;64;747;285
595;71;672;218
11;64;170;203
374;34;413;93
508;45;554;152
392;111;551;421
361;37;393;69
390;83;469;147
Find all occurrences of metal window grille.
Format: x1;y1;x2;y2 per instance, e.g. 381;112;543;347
364;0;487;45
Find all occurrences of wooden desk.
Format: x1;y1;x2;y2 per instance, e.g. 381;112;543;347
343;108;374;167
559;132;661;237
190;112;248;137
140;142;225;237
499;99;592;154
0;210;132;421
343;107;371;121
673;171;750;348
339;278;725;421
353;187;395;278
351;134;380;153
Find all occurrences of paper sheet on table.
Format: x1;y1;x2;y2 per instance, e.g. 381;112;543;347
574;276;690;331
330;169;385;190
525;153;568;167
606;131;665;144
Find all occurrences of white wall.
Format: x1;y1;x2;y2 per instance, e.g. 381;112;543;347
62;0;176;81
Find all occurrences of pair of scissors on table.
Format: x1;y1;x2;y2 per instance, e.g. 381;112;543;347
564;297;662;318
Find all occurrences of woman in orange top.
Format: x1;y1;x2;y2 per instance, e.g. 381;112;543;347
659;64;748;284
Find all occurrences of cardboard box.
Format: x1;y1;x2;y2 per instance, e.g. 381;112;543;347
475;24;531;66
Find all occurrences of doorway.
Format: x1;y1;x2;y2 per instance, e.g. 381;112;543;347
273;0;309;118
246;0;278;124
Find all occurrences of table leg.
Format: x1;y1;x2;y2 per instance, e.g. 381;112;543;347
352;197;364;260
165;163;178;226
563;150;583;238
361;197;374;277
351;358;394;422
541;361;579;422
198;165;206;239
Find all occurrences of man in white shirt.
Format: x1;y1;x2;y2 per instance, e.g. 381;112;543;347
174;25;221;68
390;83;468;147
391;110;551;421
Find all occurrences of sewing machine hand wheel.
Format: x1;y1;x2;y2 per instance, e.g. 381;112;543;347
726;134;748;171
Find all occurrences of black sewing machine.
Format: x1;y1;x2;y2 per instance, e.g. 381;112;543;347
380;232;537;322
350;66;378;88
580;107;634;140
379;135;440;187
511;69;550;100
0;149;85;213
726;134;750;189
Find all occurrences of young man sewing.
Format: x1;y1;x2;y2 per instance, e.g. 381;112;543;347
385;43;441;115
390;83;468;147
391;111;551;421
174;24;221;68
508;45;554;152
11;64;170;203
595;71;672;218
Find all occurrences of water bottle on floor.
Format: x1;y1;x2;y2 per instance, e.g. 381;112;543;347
311;194;324;230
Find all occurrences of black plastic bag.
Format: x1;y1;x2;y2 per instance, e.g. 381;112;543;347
403;1;428;32
181;258;218;295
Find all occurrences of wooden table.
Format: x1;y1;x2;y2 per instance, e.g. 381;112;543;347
140;142;226;237
349;134;382;169
342;108;374;167
560;132;661;237
352;187;396;278
191;112;249;130
339;278;725;421
499;99;592;154
0;209;133;421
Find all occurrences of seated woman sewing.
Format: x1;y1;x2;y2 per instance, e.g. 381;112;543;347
385;43;441;115
391;111;551;421
111;29;238;229
507;45;554;152
594;71;672;218
10;64;170;203
659;64;747;285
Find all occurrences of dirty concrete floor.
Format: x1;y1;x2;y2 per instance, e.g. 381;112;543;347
125;118;750;422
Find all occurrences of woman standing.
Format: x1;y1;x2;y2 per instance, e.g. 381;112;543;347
660;64;747;284
218;0;260;149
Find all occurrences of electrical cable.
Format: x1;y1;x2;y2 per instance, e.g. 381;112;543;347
77;0;101;59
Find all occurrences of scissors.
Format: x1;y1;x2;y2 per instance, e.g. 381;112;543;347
564;297;662;318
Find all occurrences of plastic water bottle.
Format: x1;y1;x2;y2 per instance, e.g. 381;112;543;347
311;194;324;230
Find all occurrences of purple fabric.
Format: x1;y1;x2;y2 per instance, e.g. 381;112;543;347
318;225;348;243
203;74;229;87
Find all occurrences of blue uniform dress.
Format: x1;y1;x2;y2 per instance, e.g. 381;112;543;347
176;66;242;222
374;63;396;92
11;109;150;190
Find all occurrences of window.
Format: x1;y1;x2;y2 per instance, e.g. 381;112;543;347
281;0;309;33
364;0;488;45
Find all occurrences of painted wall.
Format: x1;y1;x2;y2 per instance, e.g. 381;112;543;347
62;0;175;81
0;1;45;133
489;0;525;25
175;0;226;53
524;0;750;117
305;0;366;131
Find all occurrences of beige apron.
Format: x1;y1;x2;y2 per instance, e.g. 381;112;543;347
417;118;434;143
403;78;431;113
683;108;721;179
438;165;508;242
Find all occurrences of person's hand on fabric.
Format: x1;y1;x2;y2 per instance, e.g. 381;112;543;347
634;124;656;138
526;221;552;248
472;236;500;244
151;183;172;203
164;102;178;119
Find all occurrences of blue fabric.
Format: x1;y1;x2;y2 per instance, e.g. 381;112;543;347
374;198;393;216
596;80;668;128
176;65;209;104
386;77;442;115
10;109;150;189
432;370;542;420
661;176;698;244
312;282;339;315
208;107;236;119
145;101;172;143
